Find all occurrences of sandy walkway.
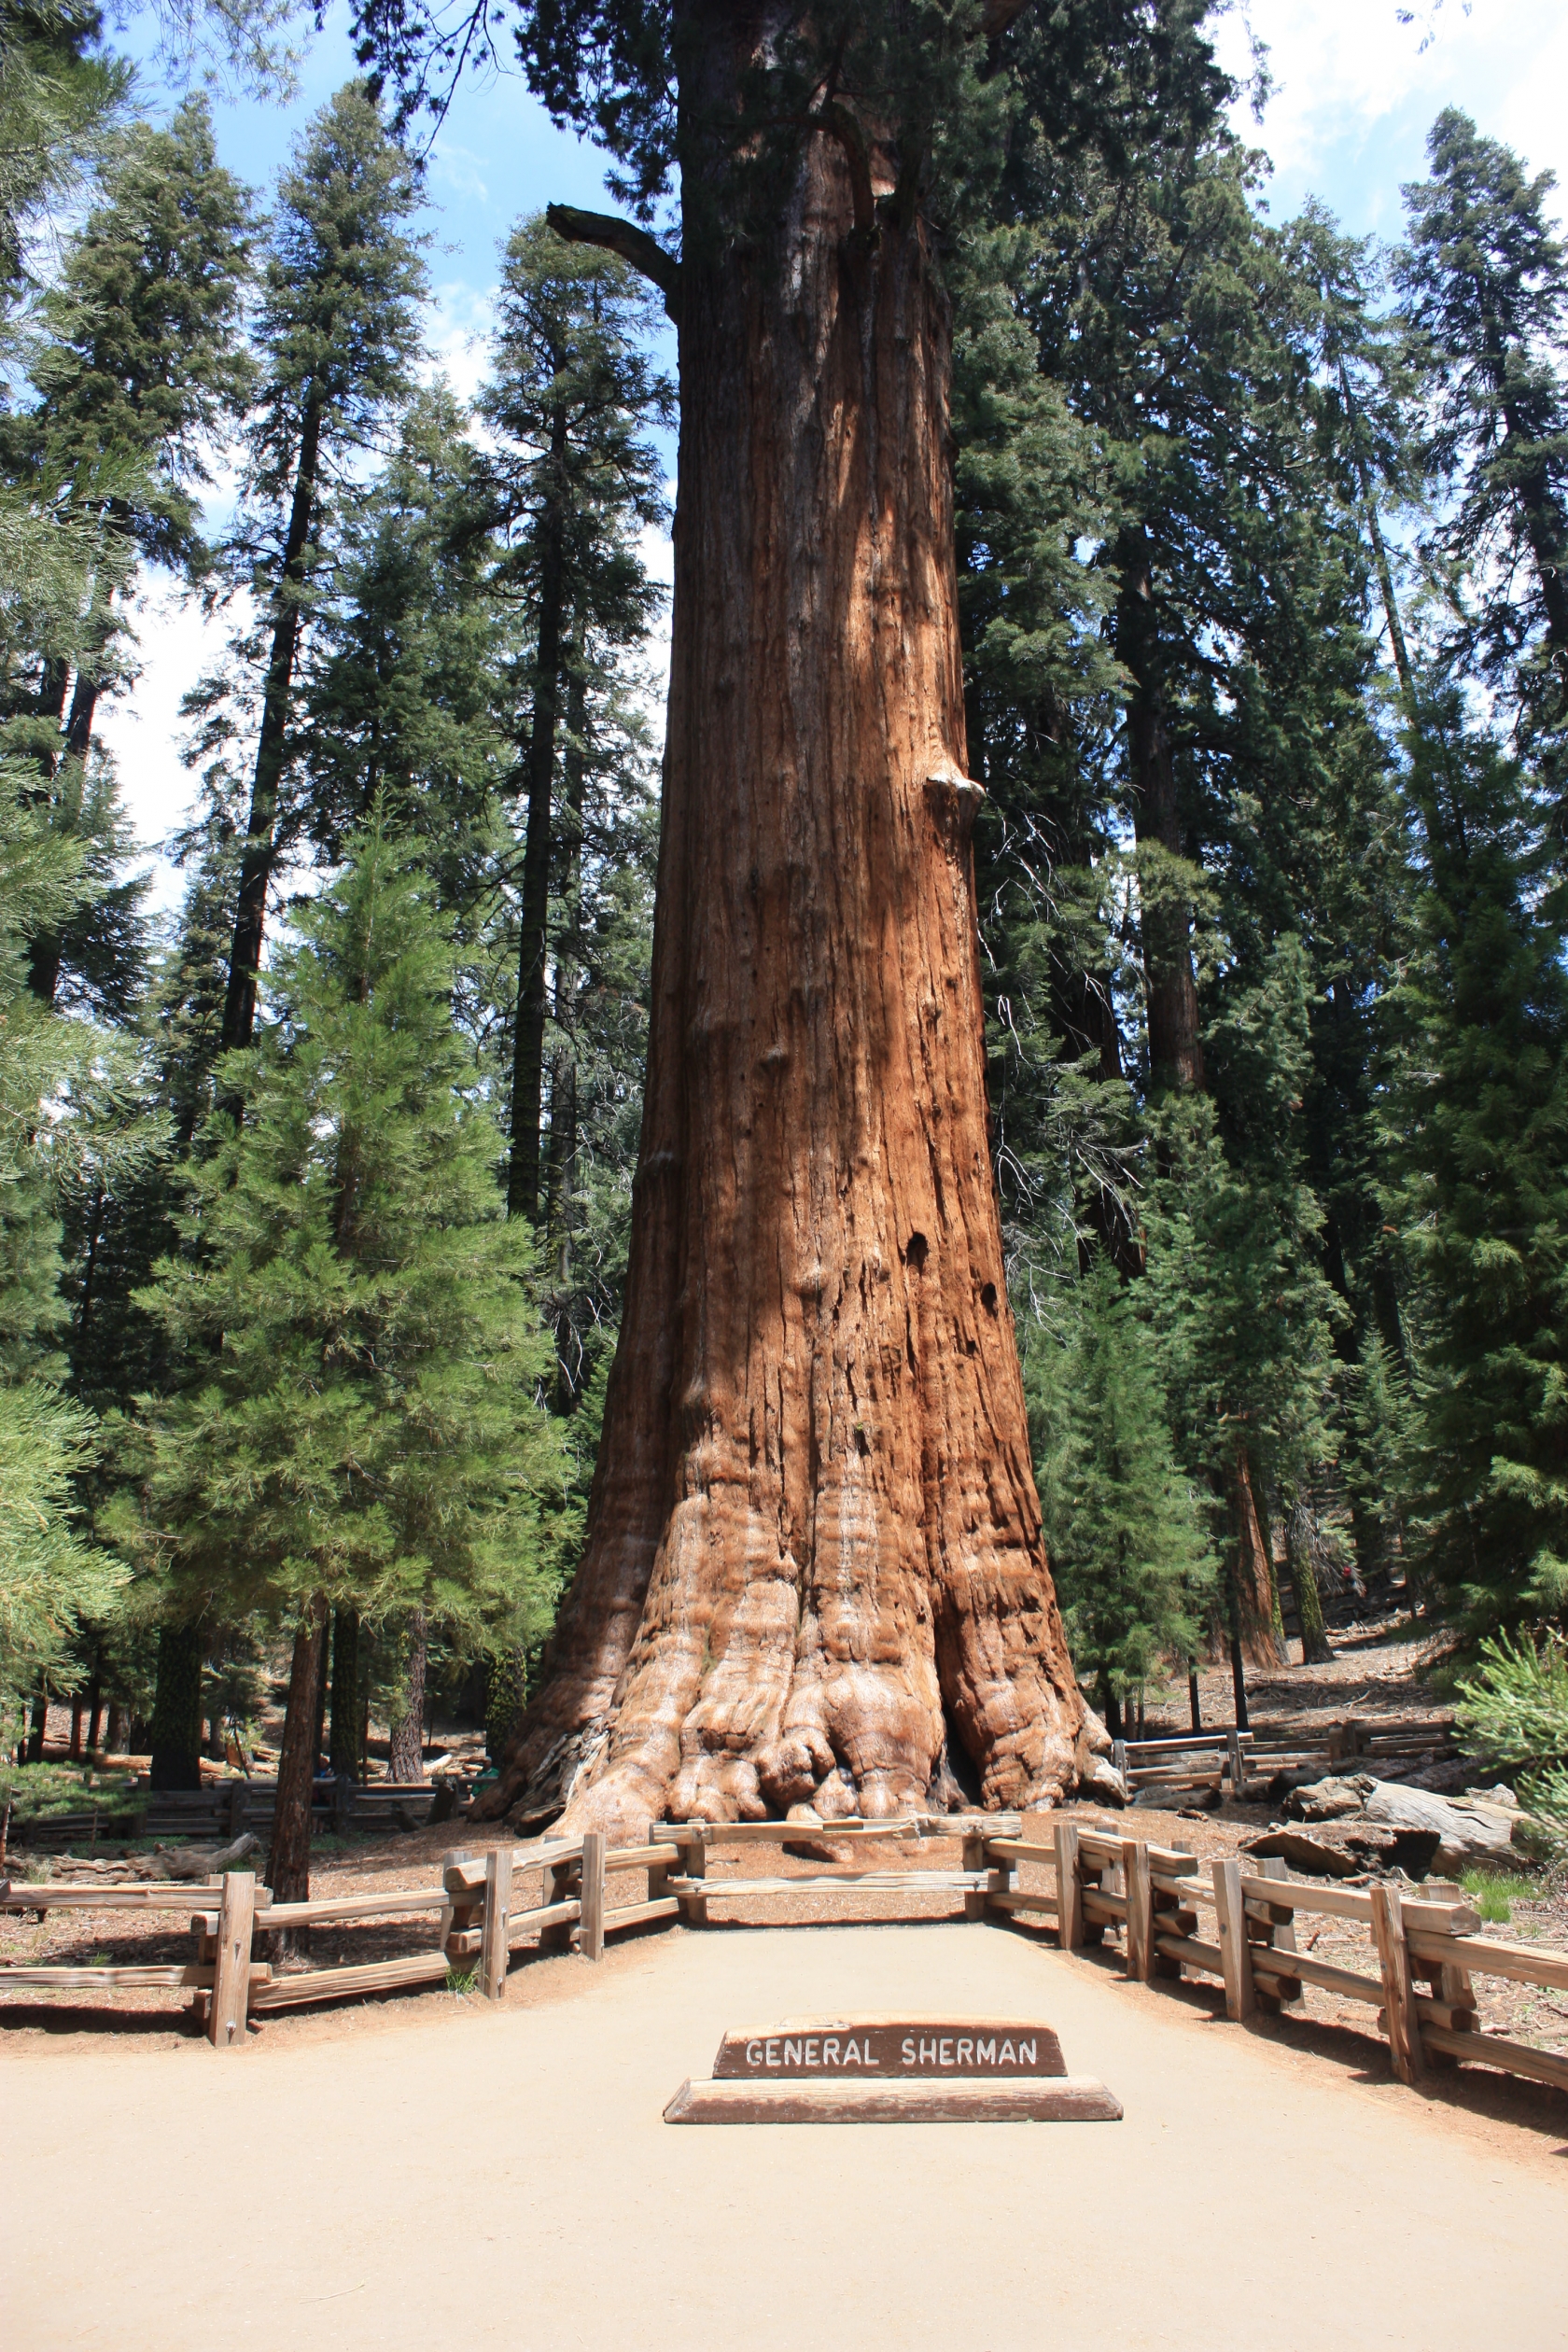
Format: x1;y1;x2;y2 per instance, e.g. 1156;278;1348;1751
7;1921;1563;2352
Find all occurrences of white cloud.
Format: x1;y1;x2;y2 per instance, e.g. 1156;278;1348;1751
430;141;491;207
1212;0;1568;234
421;277;499;409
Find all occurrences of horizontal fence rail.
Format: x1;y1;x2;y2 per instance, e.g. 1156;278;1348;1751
3;1800;1561;2099
4;1779;461;1849
1111;1715;1459;1801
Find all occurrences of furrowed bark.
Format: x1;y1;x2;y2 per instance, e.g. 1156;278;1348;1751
493;67;1085;1841
1230;1440;1285;1670
266;1594;327;1930
387;1610;427;1782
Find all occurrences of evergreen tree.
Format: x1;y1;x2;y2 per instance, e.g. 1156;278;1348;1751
297;382;511;899
1389;693;1568;1629
478;215;669;1226
208;80;425;1058
0;765;127;1718
1398;110;1568;806
125;811;569;1898
1028;1253;1214;1734
21;95;255;761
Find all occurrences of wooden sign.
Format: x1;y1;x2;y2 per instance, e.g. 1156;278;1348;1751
665;2013;1121;2125
713;2015;1066;2078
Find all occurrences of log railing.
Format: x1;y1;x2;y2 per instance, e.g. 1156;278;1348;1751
1021;1821;1567;2097
1112;1715;1458;1801
3;1809;1561;2099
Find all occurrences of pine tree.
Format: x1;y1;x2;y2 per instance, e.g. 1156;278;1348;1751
212;81;425;1058
1143;940;1344;1682
0;765;127;1716
1027;1253;1214;1733
1397;110;1568;806
24;95;255;753
296;382;511;896
1390;693;1568;1629
127;811;569;1900
478;215;669;1227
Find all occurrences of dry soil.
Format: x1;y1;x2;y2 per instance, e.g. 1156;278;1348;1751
5;1915;1565;2352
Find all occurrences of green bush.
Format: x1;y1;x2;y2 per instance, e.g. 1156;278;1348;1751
1454;1632;1568;1855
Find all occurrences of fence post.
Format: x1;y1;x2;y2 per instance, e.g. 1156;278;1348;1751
209;1869;255;2050
1122;1839;1154;1982
441;1847;483;1978
646;1821;668;1910
1254;1855;1302;2008
1212;1857;1255;2023
678;1828;708;1926
961;1828;987;1922
1111;1737;1127;1783
1053;1819;1083;1951
1225;1729;1245;1803
481;1844;512;1999
1150;1852;1195;1981
983;1831;1015;1921
539;1847;577;1953
1369;1882;1425;2084
579;1829;606;1960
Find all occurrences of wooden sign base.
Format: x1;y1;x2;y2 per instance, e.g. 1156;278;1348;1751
665;2074;1122;2124
665;2014;1121;2122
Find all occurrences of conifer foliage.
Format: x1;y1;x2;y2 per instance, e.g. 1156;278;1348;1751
128;815;568;1893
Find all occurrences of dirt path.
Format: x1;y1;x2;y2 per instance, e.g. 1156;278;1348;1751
6;1921;1563;2352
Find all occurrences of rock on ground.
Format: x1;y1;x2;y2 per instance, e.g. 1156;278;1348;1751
1362;1782;1520;1873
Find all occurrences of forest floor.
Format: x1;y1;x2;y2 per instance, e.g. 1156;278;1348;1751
3;1914;1563;2352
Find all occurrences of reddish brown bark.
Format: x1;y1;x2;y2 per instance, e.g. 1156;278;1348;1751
490;78;1087;1841
1229;1442;1285;1671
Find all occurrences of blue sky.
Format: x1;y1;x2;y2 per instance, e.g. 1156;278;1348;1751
103;0;1568;903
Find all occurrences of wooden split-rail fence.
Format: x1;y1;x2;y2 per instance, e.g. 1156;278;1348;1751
5;1778;451;1850
3;1809;1561;2100
1113;1715;1459;1802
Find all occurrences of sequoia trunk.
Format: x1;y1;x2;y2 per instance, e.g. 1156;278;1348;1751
493;104;1086;1839
1230;1441;1285;1671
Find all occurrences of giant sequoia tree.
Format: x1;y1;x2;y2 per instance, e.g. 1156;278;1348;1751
356;1;1093;1832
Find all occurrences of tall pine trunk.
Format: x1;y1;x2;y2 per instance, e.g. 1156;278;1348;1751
329;1606;360;1779
545;622;587;1408
387;1610;427;1781
1230;1440;1285;1670
147;1620;204;1790
507;414;568;1226
1115;524;1205;1093
1286;1506;1333;1665
266;1594;326;1929
494;110;1085;1839
220;396;324;1057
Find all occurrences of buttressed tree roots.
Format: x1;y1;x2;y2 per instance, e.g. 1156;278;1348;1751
483;14;1092;1842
